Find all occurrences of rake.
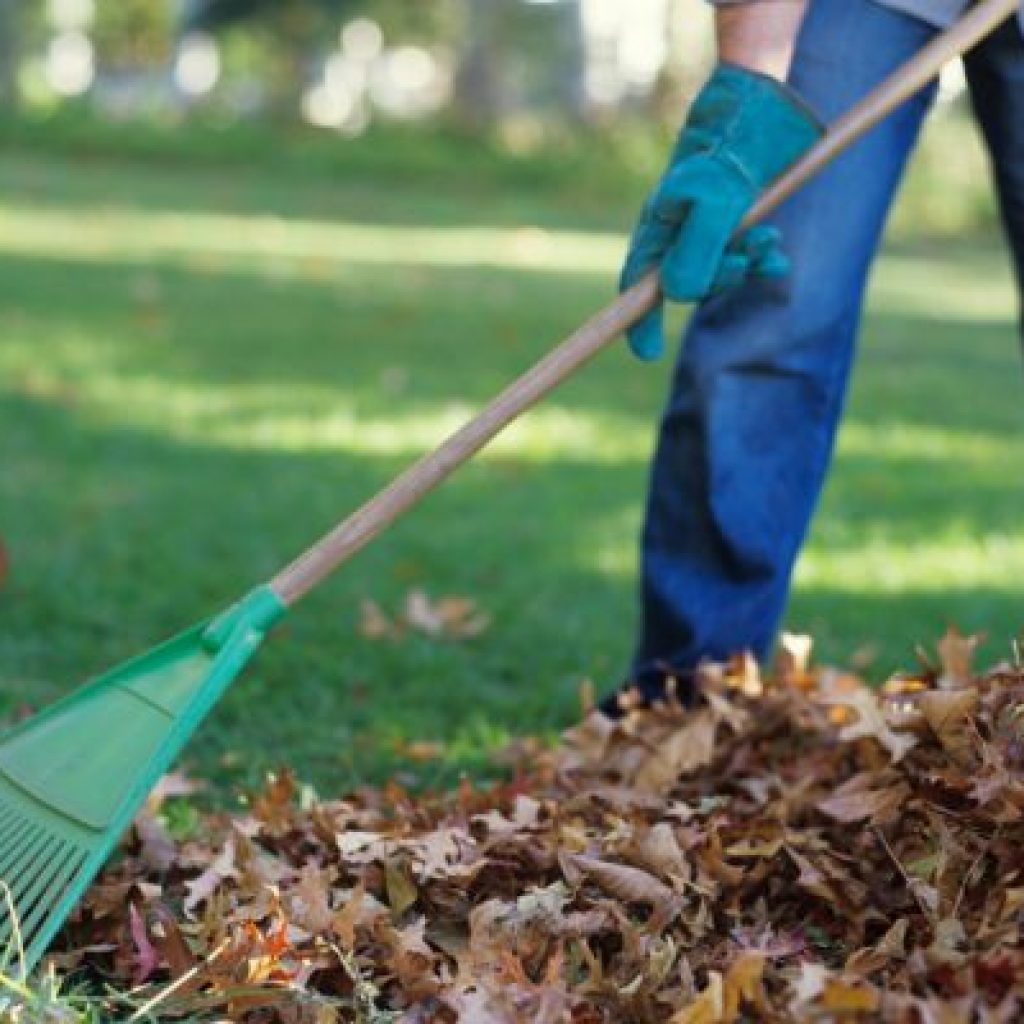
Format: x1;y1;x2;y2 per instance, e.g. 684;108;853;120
1;0;1018;976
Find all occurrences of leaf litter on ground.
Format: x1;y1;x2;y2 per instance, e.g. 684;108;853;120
42;629;1024;1022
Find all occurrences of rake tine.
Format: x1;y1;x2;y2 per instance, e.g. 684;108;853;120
0;825;52;898
8;840;71;923
0;835;59;944
0;814;37;861
13;847;83;954
0;804;22;833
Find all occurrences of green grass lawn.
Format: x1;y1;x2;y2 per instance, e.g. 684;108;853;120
0;149;1022;794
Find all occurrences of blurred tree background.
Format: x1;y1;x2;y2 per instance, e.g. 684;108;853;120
0;0;997;236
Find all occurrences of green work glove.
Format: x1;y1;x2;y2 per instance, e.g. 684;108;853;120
621;63;823;361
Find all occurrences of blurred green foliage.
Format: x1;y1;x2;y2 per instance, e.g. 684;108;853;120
0;0;1003;241
0;95;1001;243
92;0;174;68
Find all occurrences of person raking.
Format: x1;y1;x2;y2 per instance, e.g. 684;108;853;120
602;0;1024;716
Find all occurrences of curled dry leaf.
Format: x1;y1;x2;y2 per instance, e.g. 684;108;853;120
560;853;681;927
359;589;491;641
816;773;910;825
403;589;491;639
918;688;980;765
634;709;718;792
818;678;918;761
134;812;178;874
936;626;983;689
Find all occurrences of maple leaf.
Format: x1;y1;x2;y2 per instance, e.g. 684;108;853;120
671;953;768;1023
632;821;692;885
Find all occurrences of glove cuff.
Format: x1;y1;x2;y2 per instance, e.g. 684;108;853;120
677;62;825;192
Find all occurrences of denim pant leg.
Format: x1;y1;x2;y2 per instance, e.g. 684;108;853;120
631;0;939;686
963;16;1024;312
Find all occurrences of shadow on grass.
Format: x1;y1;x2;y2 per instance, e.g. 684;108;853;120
0;217;1022;792
0;152;637;233
4;379;1024;792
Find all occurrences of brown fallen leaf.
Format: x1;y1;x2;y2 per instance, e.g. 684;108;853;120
819;679;918;761
937;626;984;689
60;632;1024;1023
385;858;418;916
560;853;680;926
287;864;336;935
134;812;178;874
670;969;723;1024
821;979;881;1013
918;688;980;765
634;709;718;792
403;589;491;639
816;773;910;824
183;836;238;917
358;598;398;640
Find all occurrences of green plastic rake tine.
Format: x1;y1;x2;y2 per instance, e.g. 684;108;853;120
8;839;70;921
0;882;24;977
22;862;88;967
0;846;59;950
0;815;35;856
0;585;287;972
13;846;80;948
0;827;52;897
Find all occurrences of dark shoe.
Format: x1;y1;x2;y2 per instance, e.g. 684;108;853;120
598;668;696;719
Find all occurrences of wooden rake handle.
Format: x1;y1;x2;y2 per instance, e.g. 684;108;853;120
271;0;1019;607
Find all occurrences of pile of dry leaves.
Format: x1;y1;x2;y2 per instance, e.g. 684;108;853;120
57;632;1024;1022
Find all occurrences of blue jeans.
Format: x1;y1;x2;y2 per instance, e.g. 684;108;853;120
631;0;1024;692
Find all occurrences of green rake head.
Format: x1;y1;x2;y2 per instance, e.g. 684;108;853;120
0;586;285;975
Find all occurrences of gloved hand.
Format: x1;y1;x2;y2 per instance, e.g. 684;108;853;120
621;63;823;361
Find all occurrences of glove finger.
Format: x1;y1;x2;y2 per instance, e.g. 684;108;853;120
620;199;679;291
620;222;674;290
647;163;698;227
738;225;791;280
710;249;750;295
753;244;790;280
627;303;666;362
660;194;742;302
739;224;783;261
